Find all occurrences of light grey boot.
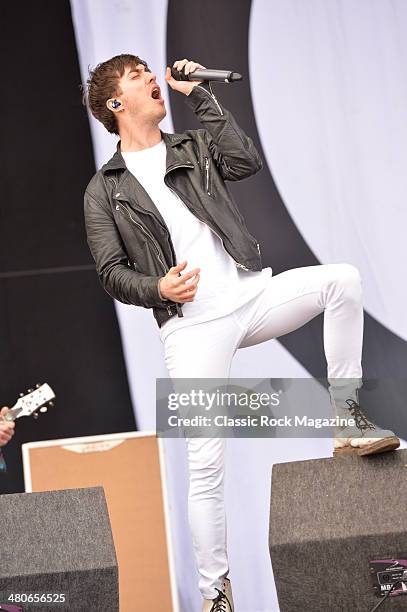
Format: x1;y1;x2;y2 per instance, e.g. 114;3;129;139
328;379;400;456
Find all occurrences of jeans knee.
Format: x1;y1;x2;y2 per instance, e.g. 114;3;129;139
334;263;363;303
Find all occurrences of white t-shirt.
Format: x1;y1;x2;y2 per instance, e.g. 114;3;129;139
122;139;272;342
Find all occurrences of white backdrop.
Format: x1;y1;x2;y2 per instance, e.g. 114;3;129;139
71;1;406;610
251;0;407;341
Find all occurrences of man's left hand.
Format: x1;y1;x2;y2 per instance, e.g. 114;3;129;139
165;59;206;96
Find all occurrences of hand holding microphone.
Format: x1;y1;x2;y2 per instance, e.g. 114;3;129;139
165;58;242;96
165;59;206;96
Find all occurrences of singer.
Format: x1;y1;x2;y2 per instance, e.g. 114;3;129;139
83;54;399;612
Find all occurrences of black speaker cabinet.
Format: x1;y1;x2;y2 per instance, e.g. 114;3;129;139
270;449;407;611
0;486;118;611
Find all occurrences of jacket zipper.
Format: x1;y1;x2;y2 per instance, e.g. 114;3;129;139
196;83;224;116
110;173;165;263
115;200;174;315
205;156;211;195
164;175;252;271
115;201;167;273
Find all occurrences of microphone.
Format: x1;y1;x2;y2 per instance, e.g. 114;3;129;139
171;67;242;83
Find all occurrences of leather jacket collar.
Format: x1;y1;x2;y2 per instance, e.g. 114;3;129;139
101;130;193;176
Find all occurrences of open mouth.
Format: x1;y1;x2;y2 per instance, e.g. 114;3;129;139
151;86;161;100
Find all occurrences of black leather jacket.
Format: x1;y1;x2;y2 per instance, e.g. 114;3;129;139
84;82;264;328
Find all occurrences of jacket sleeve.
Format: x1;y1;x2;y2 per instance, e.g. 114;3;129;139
84;189;167;309
184;81;263;181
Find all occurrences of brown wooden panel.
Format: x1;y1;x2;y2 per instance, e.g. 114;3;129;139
25;434;175;611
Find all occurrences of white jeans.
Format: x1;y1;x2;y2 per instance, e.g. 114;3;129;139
162;263;364;599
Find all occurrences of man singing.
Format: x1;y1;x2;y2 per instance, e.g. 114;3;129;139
83;54;399;612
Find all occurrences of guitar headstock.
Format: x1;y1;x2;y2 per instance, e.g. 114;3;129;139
9;383;55;420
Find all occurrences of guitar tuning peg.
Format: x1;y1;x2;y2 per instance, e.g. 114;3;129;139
33;412;39;419
48;401;54;407
36;383;41;388
39;407;47;413
19;393;24;397
27;388;34;393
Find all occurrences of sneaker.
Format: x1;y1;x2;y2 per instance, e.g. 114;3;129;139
333;396;400;457
202;577;234;612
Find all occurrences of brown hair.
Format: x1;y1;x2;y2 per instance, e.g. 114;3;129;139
83;53;149;135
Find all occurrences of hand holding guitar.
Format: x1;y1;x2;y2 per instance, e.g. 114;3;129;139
0;407;15;447
0;383;55;473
